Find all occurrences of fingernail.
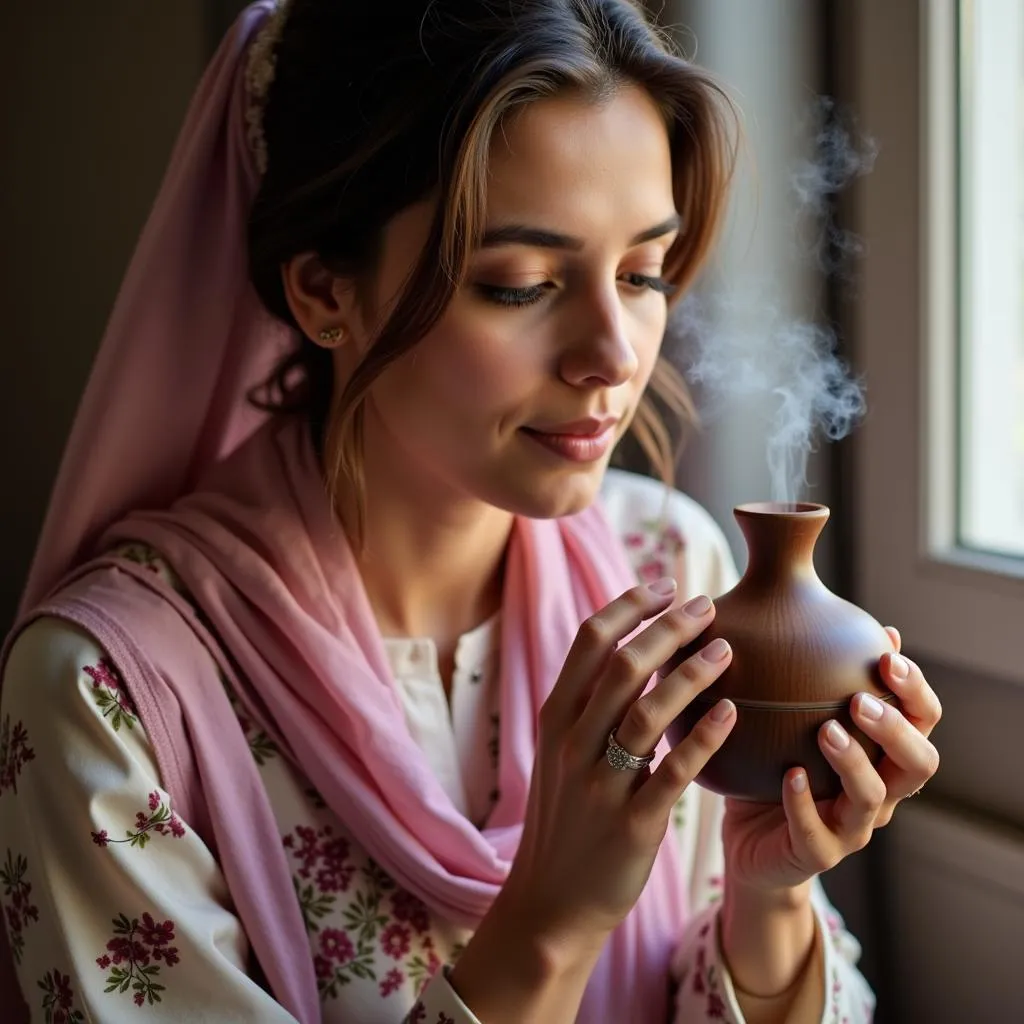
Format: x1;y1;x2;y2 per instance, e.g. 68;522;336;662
701;638;731;662
647;577;677;596
858;693;884;720
790;771;808;794
682;594;712;617
709;698;734;722
889;654;909;681
826;720;850;750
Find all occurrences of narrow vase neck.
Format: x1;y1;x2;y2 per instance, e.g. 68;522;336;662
734;502;828;585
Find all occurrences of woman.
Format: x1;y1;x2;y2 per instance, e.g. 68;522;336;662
0;1;940;1021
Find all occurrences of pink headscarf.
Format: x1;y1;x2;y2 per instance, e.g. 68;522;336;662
9;4;689;1021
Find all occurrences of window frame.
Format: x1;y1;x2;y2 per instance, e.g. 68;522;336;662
850;0;1024;685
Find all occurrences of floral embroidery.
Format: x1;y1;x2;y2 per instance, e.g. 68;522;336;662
391;889;431;934
1;850;39;964
304;786;328;810
0;716;35;794
84;659;138;732
671;794;687;833
706;990;726;1018
380;966;404;996
228;690;279;765
692;942;706;993
380;922;411;960
829;965;843;1024
284;822;448;1002
692;941;727;1017
404;943;442;995
37;968;85;1023
91;790;185;849
284;824;356;932
247;729;278;765
111;542;187;595
623;519;686;583
113;543;164;574
437;1014;455;1024
95;912;180;1007
407;1004;427;1023
484;712;501;818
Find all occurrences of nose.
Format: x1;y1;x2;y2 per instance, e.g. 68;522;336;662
557;288;639;389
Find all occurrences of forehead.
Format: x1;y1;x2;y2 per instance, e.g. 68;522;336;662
485;85;675;234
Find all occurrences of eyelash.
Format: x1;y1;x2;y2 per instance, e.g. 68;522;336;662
477;273;677;309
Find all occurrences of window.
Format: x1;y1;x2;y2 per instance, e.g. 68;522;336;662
849;0;1024;684
956;0;1024;559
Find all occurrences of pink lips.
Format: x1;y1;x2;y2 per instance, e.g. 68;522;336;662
521;417;619;463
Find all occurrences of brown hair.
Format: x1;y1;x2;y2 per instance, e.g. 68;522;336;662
248;0;737;530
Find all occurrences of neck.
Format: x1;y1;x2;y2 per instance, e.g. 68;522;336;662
334;420;514;649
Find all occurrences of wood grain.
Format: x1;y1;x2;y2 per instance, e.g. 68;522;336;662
667;502;897;802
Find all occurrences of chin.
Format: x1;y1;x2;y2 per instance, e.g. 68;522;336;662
494;465;607;520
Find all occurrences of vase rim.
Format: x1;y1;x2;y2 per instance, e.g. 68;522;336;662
734;501;829;518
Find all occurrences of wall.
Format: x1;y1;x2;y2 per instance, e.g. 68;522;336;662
0;6;210;1016
0;4;209;626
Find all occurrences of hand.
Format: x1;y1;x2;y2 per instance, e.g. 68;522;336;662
722;626;942;893
503;581;738;949
451;580;737;1019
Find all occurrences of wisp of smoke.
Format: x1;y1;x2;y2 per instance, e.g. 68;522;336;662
671;97;876;503
673;294;866;503
791;97;878;280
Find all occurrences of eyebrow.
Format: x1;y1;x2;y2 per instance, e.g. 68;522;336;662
479;213;682;251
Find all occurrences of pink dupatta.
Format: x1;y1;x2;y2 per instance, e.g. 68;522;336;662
5;4;689;1020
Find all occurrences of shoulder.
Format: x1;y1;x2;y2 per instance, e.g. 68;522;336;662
600;468;740;598
1;559;197;740
2;614;158;775
4;615;111;707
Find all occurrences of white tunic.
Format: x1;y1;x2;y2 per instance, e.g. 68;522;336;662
0;469;873;1022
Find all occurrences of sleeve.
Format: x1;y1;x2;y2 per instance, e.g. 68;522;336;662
404;968;481;1023
0;617;298;1022
670;790;876;1023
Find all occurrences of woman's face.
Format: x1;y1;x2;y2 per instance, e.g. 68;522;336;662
349;84;678;519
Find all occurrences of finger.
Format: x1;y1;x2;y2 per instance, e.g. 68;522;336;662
849;692;940;803
576;595;716;748
879;653;942;736
818;719;887;847
609;638;732;762
632;699;735;820
544;579;679;725
884;626;901;652
780;769;841;873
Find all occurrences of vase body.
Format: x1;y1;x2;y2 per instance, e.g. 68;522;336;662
667;502;896;802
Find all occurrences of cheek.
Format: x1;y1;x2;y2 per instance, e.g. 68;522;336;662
371;319;540;433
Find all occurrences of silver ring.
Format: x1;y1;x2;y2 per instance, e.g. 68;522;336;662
605;730;656;772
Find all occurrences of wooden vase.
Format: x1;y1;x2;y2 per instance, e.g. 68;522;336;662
666;502;897;802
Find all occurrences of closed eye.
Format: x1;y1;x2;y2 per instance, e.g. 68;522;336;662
475;282;552;308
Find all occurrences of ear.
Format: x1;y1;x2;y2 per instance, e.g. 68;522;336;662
281;253;359;348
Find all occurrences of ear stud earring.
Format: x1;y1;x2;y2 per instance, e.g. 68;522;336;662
317;326;345;345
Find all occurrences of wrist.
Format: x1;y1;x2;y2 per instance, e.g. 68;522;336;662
448;887;603;1024
725;875;814;915
721;877;816;999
